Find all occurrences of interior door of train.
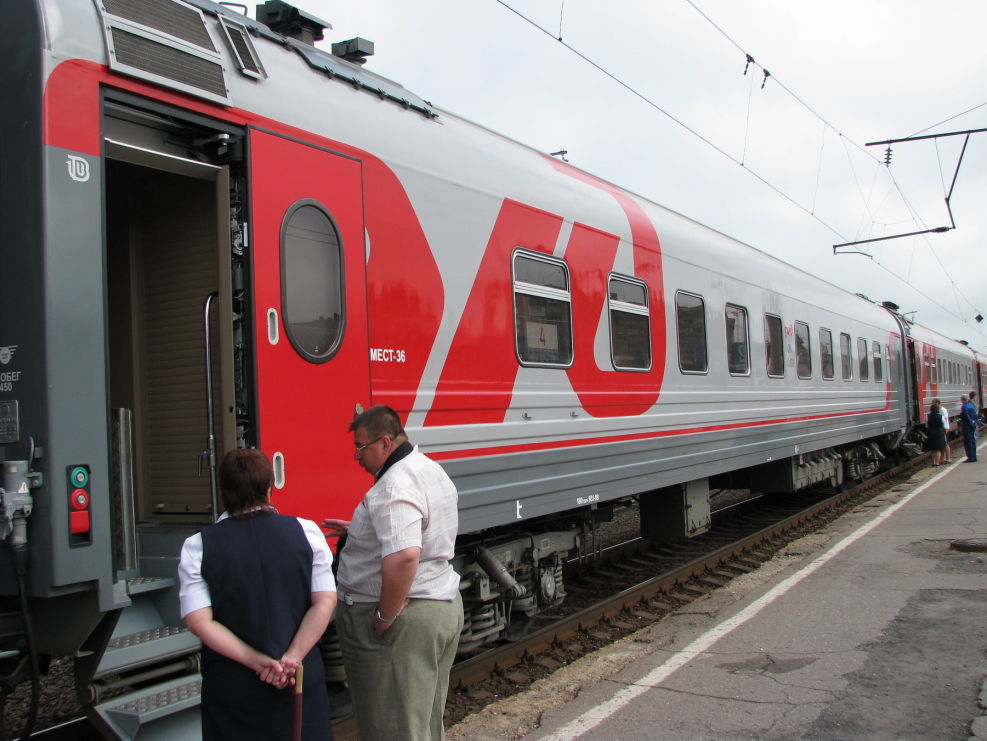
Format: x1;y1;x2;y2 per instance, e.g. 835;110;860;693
249;129;372;525
105;142;236;523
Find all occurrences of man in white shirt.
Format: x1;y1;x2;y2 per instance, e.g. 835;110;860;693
323;405;462;741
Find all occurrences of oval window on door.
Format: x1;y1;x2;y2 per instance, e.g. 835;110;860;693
280;200;345;363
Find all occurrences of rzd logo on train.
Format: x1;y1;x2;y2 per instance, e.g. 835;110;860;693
66;155;90;183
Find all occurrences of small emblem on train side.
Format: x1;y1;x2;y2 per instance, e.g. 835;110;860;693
0;346;16;365
66;155;90;183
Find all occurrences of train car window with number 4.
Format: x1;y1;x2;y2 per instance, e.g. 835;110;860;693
513;251;573;367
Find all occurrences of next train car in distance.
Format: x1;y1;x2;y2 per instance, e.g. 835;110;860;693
0;0;984;738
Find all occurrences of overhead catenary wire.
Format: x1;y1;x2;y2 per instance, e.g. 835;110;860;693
488;0;986;337
908;99;987;138
490;0;850;243
680;0;985;332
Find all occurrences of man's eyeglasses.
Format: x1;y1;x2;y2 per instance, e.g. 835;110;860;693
354;437;383;455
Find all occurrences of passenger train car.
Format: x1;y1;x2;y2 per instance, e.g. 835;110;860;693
0;0;984;737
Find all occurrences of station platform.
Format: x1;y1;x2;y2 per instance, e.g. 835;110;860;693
524;442;987;741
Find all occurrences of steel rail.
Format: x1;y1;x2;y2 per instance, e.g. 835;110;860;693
449;452;927;687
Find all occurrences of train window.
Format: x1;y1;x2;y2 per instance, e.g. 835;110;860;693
280;200;344;363
608;275;652;371
764;314;784;378
840;333;852;380
676;292;708;373
936;359;942;385
820;328;835;380
513;252;573;367
873;341;883;383
725;304;750;376
857;338;869;380
795;322;811;379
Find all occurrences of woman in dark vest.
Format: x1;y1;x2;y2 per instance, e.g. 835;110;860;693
178;449;336;740
927;398;946;467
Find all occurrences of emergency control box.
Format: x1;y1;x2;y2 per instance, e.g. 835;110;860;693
68;465;92;547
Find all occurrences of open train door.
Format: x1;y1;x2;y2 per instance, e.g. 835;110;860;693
249;129;372;523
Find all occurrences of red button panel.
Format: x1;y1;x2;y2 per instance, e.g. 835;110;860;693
70;510;90;535
67;465;92;547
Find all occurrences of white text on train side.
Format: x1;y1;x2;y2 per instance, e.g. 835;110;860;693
369;348;406;362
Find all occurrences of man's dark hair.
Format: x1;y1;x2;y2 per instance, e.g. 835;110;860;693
218;448;274;515
971;391;978;401
349;405;405;440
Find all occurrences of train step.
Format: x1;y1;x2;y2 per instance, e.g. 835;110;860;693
96;626;199;678
125;576;174;595
95;579;199;679
92;674;202;741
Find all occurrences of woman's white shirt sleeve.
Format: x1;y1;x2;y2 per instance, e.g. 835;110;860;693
178;533;211;619
299;518;337;593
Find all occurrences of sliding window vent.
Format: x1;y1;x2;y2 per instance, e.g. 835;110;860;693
96;0;231;105
219;17;266;80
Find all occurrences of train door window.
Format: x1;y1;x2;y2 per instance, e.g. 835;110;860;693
608;275;652;371
676;291;708;373
873;341;883;383
820;328;835;380
513;251;573;366
725;304;750;376
840;333;852;380
764;314;784;378
281;201;344;362
857;338;869;380
795;321;811;379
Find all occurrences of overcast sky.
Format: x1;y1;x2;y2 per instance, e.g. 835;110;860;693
295;0;987;350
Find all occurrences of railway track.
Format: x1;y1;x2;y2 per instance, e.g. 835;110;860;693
25;449;940;741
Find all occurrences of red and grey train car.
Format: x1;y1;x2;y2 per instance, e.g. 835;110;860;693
0;0;983;737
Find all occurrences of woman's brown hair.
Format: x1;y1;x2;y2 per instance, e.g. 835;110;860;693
218;449;274;516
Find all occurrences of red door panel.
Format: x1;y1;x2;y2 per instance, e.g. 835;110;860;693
250;129;371;524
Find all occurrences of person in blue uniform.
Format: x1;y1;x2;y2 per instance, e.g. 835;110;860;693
960;394;979;462
178;449;337;740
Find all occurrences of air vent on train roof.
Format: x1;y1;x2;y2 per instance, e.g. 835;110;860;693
96;0;231;105
219;16;266;79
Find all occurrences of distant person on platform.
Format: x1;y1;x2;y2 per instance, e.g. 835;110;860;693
941;401;953;464
323;405;463;741
960;394;979;462
179;449;337;741
927;399;946;467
